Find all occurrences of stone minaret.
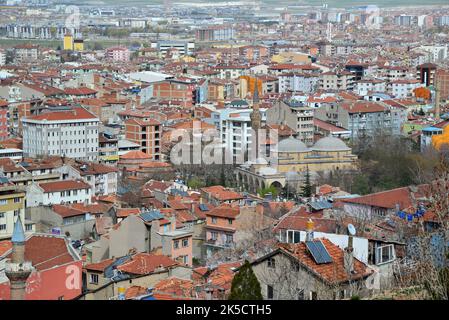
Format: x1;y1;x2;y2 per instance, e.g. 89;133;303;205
250;80;262;159
5;216;32;300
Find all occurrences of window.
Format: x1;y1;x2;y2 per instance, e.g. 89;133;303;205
375;244;395;265
89;273;99;284
267;257;275;268
25;224;33;231
0;199;7;205
211;232;217;240
311;291;318;300
0;224;6;231
267;285;274;300
211;217;217;224
14;210;19;217
225;234;233;243
174;240;179;249
14;197;21;203
297;289;305;300
228;219;233;225
182;238;189;247
0;213;4;219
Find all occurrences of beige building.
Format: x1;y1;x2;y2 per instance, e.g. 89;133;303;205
235;136;358;193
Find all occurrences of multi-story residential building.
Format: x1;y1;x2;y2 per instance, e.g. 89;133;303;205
238;45;269;62
0;182;34;240
196;25;234;42
218;108;267;162
98;133;119;164
278;73;319;93
0;49;6;66
150;40;195;56
266;100;314;145
56;162;118;196
215;65;251;80
22;108;100;161
124;118;161;160
0;100;8;141
319;71;355;91
390;79;422;99
105;46;130;62
356;79;387;96
314;101;407;139
26;179;92;207
204;204;239;258
152;77;208;106
13;44;39;62
437;16;449;26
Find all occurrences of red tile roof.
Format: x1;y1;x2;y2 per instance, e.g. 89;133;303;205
120;150;152;160
84;258;114;272
117;208;141;218
201;185;243;201
277;238;372;284
5;235;78;271
25;107;98;121
38;179;91;193
206;203;240;219
117;253;178;275
341;185;428;210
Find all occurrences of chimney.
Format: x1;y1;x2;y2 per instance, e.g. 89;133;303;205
344;235;354;274
306;219;314;241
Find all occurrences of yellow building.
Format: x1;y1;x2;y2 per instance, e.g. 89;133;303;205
73;39;84;52
236;136;358;193
63;34;84;52
0;184;35;240
63;34;74;51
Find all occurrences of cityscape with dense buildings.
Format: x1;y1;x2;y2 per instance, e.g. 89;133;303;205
0;0;448;303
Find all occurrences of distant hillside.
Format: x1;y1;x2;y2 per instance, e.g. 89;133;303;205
88;0;449;8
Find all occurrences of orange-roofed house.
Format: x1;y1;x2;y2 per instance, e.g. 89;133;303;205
26;179;92;207
200;185;243;206
0;234;82;300
22;107;100;161
251;238;373;300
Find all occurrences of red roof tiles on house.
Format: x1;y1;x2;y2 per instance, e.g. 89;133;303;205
38;179;91;193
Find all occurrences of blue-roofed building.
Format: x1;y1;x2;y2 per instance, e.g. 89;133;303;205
420;126;443;151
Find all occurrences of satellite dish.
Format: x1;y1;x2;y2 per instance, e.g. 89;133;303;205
348;224;356;236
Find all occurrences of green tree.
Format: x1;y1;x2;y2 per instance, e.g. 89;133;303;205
352;174;370;195
228;261;263;300
301;166;313;198
257;185;278;198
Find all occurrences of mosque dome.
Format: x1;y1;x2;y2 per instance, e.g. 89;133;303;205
277;136;309;153
312;137;350;152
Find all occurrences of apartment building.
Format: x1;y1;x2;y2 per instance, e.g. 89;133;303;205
124;118;161;160
266;100;314;145
218;108;267;162
314;100;407;139
278;73;320;93
0;49;6;66
105;46;130;62
390;79;422;99
22;108;100;161
356;79;387;96
319;71;356;91
26;179;92;207
0;182;34;240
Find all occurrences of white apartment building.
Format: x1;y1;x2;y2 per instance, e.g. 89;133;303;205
219;108;267;162
278;73;320;93
56;162;118;196
26;179;92;207
105;46;130;62
356;79;387;96
22;107;100;161
390;79;422;99
0;50;6;66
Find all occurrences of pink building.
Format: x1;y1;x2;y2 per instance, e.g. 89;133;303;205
105;46;130;62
